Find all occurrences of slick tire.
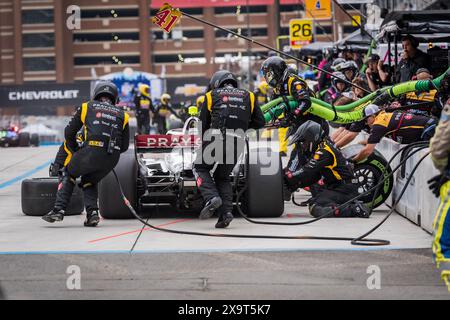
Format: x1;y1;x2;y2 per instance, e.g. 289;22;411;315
30;134;40;147
18;132;30;147
242;147;284;217
99;149;138;219
21;178;83;216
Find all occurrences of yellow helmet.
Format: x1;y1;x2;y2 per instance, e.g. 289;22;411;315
139;84;150;98
258;81;269;95
161;93;171;104
188;106;199;116
196;95;205;108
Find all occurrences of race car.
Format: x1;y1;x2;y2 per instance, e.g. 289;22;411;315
98;117;285;219
0;126;40;148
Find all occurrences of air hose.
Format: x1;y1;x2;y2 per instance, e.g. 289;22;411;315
234;140;429;227
112;140;429;247
261;66;450;122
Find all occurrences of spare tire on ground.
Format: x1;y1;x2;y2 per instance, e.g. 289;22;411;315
21;178;84;216
241;147;284;218
99;149;138;219
30;134;40;147
18;132;30;147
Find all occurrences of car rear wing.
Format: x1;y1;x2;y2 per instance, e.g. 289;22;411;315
135;134;201;153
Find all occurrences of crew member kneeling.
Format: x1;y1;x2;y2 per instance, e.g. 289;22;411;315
284;121;370;218
42;81;130;227
193;70;265;228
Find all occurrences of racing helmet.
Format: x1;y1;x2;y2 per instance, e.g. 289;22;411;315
188;105;199;117
139;84;151;98
92;81;119;104
287;63;298;75
209;70;238;90
261;56;287;88
160;93;171;104
287;121;324;155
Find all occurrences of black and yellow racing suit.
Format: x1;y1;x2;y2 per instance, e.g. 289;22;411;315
285;138;362;218
368;110;436;145
134;93;153;134
154;102;178;134
429;96;450;292
53;101;130;214
274;74;330;167
193;86;265;217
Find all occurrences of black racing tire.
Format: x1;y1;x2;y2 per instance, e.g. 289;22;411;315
99;149;138;219
341;144;394;209
21;178;83;216
18;132;30;147
242;148;284;217
30;134;40;147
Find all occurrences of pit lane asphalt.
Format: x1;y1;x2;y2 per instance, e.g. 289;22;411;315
0;145;448;299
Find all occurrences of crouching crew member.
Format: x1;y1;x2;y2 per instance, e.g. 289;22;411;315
193;70;265;228
284;121;370;218
429;72;450;292
42;81;130;227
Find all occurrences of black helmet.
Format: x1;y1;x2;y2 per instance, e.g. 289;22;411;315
92;81;119;103
287;120;323;154
209;70;238;90
261;56;287;88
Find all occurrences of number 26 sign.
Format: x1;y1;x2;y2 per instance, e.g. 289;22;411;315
152;3;182;33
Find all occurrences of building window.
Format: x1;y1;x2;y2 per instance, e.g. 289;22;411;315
74;56;140;66
343;26;359;34
215;6;267;14
22;9;54;24
154;53;204;63
81;9;139;18
73;32;139;42
215;28;267;38
150;7;203;17
152;29;204;40
23;33;55;48
280;4;304;12
23;57;55;71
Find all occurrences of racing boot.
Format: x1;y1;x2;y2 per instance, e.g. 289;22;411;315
199;196;222;220
309;204;335;218
42;209;64;223
84;210;100;227
349;201;371;218
215;212;234;229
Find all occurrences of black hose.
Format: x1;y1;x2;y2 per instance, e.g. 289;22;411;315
112;170;387;244
235;140;428;226
351;151;430;246
112;141;429;246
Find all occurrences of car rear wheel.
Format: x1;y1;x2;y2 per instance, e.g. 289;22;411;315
21;178;83;216
99;149;138;219
241;148;284;217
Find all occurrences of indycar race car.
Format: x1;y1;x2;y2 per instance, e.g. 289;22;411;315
98;117;285;219
0;126;40;148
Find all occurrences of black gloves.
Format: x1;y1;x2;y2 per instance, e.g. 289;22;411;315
428;174;445;198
